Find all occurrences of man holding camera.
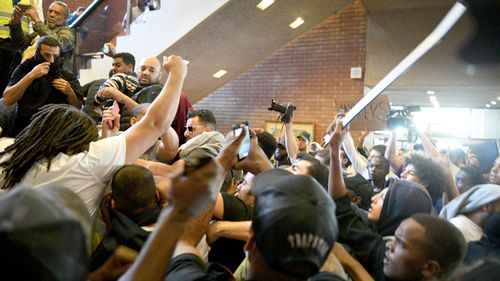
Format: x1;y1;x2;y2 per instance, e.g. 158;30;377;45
2;36;82;136
11;1;75;71
0;0;44;94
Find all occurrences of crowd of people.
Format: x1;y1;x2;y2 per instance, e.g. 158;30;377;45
0;1;498;280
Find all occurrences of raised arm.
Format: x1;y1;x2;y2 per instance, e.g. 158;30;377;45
156;127;180;162
342;131;369;176
119;158;221;281
436;155;460;201
123;56;186;163
328;114;348;199
284;114;299;161
218;126;274;176
8;8;28;49
413;122;439;157
385;131;403;173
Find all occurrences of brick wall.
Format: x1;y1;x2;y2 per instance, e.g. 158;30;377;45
195;1;367;142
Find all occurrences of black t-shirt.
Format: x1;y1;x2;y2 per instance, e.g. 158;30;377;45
208;192;253;272
166;253;234;281
8;61;83;136
167;254;344;281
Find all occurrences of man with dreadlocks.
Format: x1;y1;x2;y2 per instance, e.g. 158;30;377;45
0;55;187;222
3;36;83;137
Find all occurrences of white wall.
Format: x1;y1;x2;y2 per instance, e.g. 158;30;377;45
79;0;229;85
471;109;500;139
117;0;229;60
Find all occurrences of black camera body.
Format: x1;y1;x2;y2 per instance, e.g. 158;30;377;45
386;105;420;130
268;99;296;123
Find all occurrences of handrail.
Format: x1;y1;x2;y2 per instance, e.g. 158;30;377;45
69;0;105;30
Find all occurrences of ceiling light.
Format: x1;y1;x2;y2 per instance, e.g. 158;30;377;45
289;17;304;29
426;90;435;95
491;101;497;105
256;0;274;11
497;97;500;101
212;69;227;78
429;96;439;108
486;104;491;108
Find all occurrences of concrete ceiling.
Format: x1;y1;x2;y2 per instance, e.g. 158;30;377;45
363;0;456;12
160;0;500;109
159;0;351;103
364;1;500;109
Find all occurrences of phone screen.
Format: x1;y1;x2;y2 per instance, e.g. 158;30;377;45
234;124;250;161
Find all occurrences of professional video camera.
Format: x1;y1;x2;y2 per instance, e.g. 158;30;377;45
268;99;296;123
386;105;420;130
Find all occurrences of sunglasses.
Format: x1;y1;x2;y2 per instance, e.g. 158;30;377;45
184;125;205;132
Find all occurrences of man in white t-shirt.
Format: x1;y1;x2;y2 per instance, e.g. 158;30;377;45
0;55;187;221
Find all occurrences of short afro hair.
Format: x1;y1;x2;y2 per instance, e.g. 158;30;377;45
257;131;278;160
111;165;157;216
411;214;466;278
113;52;136;69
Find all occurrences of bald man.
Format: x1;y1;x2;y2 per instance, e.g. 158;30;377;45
97;55;192;140
137;56;161;85
132;56;192;143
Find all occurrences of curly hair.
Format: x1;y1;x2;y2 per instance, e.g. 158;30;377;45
403;152;447;201
0;104;98;189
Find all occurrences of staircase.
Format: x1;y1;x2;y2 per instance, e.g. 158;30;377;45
79;0;229;85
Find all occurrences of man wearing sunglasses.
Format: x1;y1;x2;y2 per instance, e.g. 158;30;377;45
177;108;224;162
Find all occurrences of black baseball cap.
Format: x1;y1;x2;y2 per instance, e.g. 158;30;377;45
251;169;338;278
0;185;90;280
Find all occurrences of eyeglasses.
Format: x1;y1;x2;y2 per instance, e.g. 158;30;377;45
184;125;205;133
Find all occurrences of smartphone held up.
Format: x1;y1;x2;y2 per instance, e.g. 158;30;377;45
233;121;250;161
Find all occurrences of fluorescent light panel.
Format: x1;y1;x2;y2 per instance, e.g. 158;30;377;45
486;104;491;108
289;17;304;29
491;101;497;105
212;69;227;78
426;90;435;95
257;0;274;11
429;96;439;108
